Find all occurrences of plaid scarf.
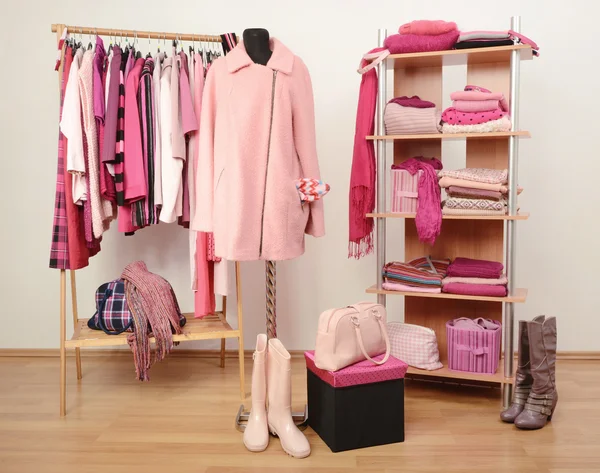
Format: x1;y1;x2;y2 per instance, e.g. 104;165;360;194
121;261;183;381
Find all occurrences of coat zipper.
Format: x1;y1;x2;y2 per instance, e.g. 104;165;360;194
259;70;278;258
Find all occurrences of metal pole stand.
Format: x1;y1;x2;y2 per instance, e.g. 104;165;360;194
236;260;308;432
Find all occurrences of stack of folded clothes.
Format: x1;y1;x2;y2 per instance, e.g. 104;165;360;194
382;256;450;293
384;96;441;135
383;20;460;54
442;257;508;297
441;85;511;134
438;167;521;216
454;31;515;50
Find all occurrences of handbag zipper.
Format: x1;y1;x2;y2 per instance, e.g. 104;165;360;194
259;70;278;258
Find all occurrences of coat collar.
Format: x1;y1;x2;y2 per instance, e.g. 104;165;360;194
226;38;295;75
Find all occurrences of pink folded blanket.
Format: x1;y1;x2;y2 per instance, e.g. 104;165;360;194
443;282;507;297
383;281;442;293
442;275;508;286
451;90;504;101
384;30;459;54
439;167;508;185
399;20;458;36
447;186;503;200
447;257;504;279
453;99;507;113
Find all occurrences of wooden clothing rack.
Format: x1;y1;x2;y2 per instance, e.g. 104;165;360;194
52;23;245;417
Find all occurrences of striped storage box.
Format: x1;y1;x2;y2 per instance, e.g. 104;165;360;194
390;169;422;213
446;319;501;374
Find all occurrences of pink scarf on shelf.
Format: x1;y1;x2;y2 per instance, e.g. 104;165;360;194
397;157;443;245
349;48;384;258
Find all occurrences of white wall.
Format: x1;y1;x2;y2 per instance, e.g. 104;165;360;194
1;0;598;352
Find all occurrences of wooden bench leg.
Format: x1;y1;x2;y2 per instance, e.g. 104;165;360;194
235;262;245;400
70;270;82;380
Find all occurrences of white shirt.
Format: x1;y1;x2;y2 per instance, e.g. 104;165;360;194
60;48;87;205
159;57;182;223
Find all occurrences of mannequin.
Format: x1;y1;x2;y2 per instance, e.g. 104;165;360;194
243;28;272;65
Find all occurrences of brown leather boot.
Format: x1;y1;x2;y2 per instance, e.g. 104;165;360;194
515;316;558;430
500;316;545;423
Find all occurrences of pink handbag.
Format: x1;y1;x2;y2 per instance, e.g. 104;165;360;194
315;302;391;372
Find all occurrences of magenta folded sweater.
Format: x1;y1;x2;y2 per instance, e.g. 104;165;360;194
447;257;504;279
443;282;507;297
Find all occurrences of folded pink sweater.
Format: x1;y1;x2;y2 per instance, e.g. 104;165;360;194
399;20;458;36
453;99;508;113
384;103;441;134
447;257;504;279
443;282;507;297
442;275;508;286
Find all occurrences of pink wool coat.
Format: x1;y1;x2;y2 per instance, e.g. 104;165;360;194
192;39;325;261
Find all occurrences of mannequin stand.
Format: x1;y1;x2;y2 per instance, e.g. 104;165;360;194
235;260;309;432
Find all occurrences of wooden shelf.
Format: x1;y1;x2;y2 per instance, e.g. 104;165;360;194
406;365;514;384
387;44;533;68
367;212;529;221
65;313;238;348
366;131;531;141
366;285;527;303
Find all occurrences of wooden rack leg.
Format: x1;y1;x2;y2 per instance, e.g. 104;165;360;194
70;270;82;380
235;262;245;400
59;269;67;416
220;295;227;369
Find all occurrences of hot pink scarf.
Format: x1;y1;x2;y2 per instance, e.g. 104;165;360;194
349;49;382;258
397;157;443;245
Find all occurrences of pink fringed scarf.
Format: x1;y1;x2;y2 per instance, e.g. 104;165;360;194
396;157;443;245
121;261;183;381
348;48;383;258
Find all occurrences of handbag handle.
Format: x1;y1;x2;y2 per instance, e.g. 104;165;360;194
96;287;133;336
349;305;390;365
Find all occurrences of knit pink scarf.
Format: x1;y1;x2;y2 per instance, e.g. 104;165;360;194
396;157;443;245
121;261;183;381
348;49;381;258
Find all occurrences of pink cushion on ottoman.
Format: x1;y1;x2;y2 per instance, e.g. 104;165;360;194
305;350;408;388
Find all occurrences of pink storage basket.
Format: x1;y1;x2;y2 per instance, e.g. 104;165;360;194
446;318;501;374
390;169;422;213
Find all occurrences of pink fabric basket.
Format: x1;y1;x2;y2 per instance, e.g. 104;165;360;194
446;319;502;374
304;350;407;388
390;169;422;213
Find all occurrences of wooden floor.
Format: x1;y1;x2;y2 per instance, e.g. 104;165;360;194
1;356;599;473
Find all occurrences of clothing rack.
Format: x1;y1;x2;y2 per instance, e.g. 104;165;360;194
52;23;245;417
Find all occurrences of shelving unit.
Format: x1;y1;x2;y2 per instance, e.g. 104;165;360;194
369;18;532;406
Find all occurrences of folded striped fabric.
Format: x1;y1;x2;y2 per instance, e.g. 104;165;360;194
444;197;506;212
383;256;451;288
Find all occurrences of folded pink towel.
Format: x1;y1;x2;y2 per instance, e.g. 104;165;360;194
384;103;441;135
450;86;509;112
399;20;458;36
382;281;442;293
447;257;504;279
442;275;508;286
443;282;507;297
453;99;508;113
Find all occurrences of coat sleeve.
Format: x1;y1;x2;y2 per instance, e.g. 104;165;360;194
292;58;325;238
191;63;217;232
